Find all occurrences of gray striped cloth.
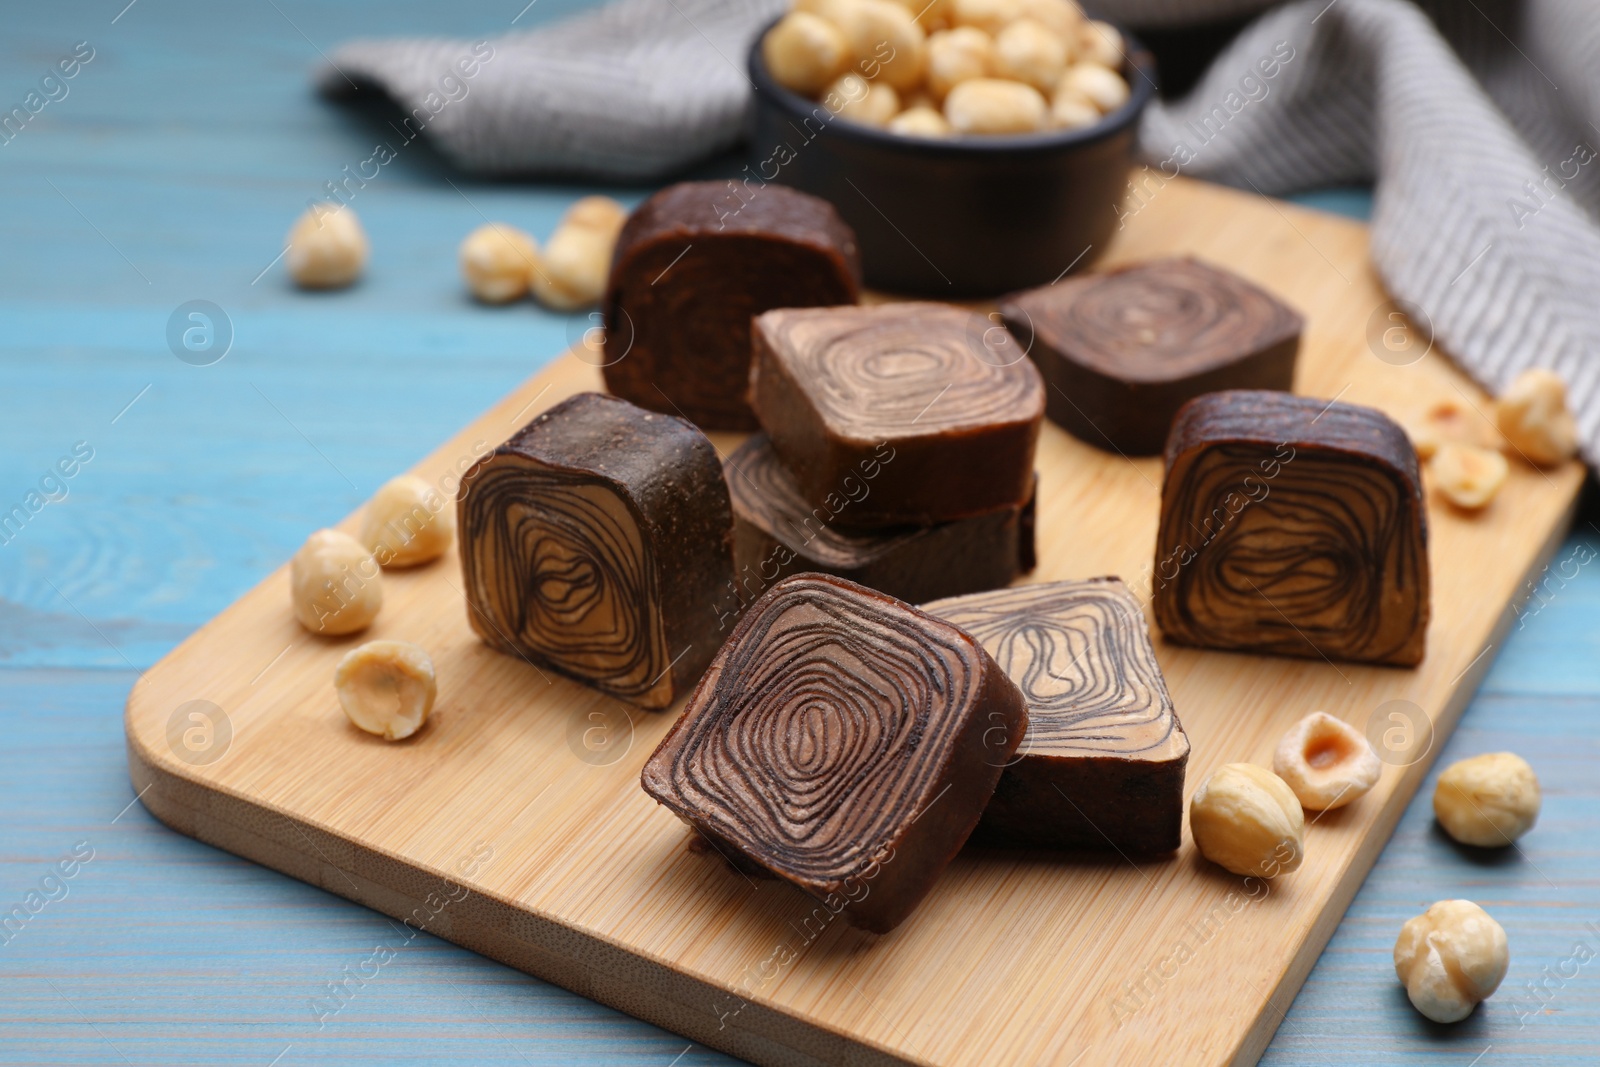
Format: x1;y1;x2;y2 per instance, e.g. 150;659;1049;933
318;0;1600;465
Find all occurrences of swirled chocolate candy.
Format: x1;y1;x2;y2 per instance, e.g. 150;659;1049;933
601;182;860;431
1154;390;1429;667
750;303;1045;527
1000;258;1302;455
928;579;1189;854
641;573;1027;933
723;434;1036;609
458;392;734;709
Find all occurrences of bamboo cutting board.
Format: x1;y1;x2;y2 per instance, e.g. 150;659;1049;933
126;178;1583;1067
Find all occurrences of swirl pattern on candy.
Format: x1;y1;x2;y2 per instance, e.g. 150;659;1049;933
1000;257;1302;455
723;433;1035;607
642;573;1027;933
1154;390;1429;667
458;392;734;708
751;302;1045;527
928;578;1189;853
602;181;860;431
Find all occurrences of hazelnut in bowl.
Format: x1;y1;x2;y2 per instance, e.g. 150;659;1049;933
747;0;1157;296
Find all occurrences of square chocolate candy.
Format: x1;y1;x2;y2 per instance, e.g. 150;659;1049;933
750;302;1045;527
1153;390;1429;666
641;573;1027;933
457;392;734;708
602;182;860;431
722;433;1036;612
1000;257;1302;455
928;578;1189;854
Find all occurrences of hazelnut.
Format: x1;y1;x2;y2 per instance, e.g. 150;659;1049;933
1272;712;1381;811
926;26;993;99
1056;62;1128;112
948;0;1021;35
881;0;951;29
763;11;851;95
1405;398;1499;460
1015;0;1082;46
360;474;454;567
1496;368;1579;466
1394;900;1508;1023
285;203;368;289
290;529;382;636
992;19;1067;92
886;104;953;137
1189;763;1305;878
458;223;539;304
944;77;1047;134
334;640;436;741
531;196;628;311
827;72;901;127
1050;91;1099;129
847;0;928;91
1434;752;1540;847
1430;442;1508;510
1077;19;1123;68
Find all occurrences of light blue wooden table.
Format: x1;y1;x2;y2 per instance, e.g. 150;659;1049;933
3;2;1596;1063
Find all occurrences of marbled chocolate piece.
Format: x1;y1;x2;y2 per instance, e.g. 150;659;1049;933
750;302;1045;527
1000;258;1302;455
602;181;860;431
457;392;734;708
1154;390;1429;667
723;434;1035;609
642;573;1027;933
928;578;1189;854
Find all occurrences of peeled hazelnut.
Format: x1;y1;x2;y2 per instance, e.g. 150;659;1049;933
1056;62;1128;112
1189;763;1305;878
286;204;368;289
290;529;382;636
360;474;454;567
1050;91;1099;129
1405;398;1499;460
847;0;928;91
926;26;993;99
1497;368;1579;466
948;0;1021;35
944;77;1047;134
1434;752;1540;847
1016;0;1082;46
827;72;901;127
882;0;951;29
887;105;953;137
334;640;436;741
992;19;1068;92
1272;712;1381;811
458;223;539;304
1430;442;1508;510
1077;19;1124;68
1394;900;1508;1023
531;196;628;311
763;11;851;94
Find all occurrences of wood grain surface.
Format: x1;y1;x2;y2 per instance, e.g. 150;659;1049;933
122;178;1584;1066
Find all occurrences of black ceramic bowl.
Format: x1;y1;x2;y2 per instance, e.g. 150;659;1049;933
747;25;1157;296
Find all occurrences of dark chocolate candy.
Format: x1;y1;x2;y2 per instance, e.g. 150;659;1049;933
641;573;1027;933
927;578;1189;854
1154;390;1429;667
750;302;1045;527
457;392;734;708
1000;257;1302;456
601;181;861;431
722;434;1036;611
